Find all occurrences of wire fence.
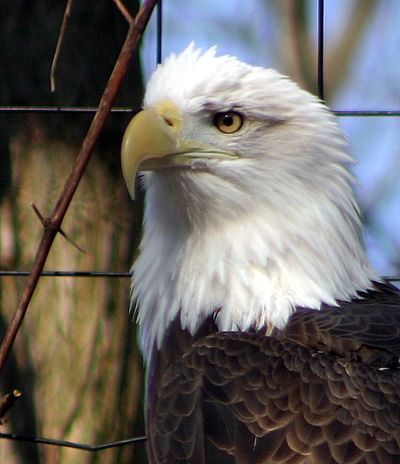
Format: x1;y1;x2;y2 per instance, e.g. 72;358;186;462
1;0;400;457
1;106;400;116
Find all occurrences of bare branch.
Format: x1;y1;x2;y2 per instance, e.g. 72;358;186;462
113;0;134;23
281;0;315;93
0;390;21;424
325;0;378;97
0;0;159;376
31;203;86;253
50;0;74;93
279;0;378;99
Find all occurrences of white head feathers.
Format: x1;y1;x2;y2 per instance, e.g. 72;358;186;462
128;45;377;358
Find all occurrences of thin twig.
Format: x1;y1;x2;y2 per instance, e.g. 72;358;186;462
0;390;21;424
0;0;159;376
113;0;134;23
31;203;86;253
50;0;74;93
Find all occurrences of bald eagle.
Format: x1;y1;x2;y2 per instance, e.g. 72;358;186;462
121;45;400;463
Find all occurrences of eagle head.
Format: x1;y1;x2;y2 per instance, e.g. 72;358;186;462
121;45;376;357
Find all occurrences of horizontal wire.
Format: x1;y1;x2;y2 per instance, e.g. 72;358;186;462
1;106;400;116
334;110;400;117
0;270;131;277
0;432;146;451
0;270;398;281
0;106;134;114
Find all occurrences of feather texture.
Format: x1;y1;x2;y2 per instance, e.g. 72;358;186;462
122;46;400;463
148;283;400;464
132;46;377;357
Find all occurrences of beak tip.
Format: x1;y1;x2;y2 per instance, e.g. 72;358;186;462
128;186;136;201
122;169;137;201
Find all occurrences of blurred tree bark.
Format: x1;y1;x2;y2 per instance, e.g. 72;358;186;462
0;1;146;463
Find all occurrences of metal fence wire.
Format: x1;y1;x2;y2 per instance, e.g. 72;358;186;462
0;0;400;458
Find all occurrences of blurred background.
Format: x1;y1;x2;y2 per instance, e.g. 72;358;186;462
0;1;399;463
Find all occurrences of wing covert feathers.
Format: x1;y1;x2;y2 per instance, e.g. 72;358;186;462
148;283;400;463
151;333;400;463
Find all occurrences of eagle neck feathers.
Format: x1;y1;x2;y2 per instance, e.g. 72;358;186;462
133;165;376;359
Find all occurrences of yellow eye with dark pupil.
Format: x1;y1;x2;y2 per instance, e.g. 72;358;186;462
213;111;243;134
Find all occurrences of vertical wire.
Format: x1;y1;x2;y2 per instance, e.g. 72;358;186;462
317;0;325;100
156;0;163;64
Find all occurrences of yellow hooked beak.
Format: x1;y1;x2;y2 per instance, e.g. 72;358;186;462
121;101;181;199
121;100;239;199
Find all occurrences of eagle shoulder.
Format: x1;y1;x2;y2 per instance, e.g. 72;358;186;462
148;283;400;463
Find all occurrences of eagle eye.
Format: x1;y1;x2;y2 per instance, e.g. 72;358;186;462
213;111;243;134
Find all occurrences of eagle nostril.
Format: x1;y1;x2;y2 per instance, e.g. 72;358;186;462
164;117;174;127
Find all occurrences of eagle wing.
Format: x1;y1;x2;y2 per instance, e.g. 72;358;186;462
149;283;400;464
284;282;400;358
